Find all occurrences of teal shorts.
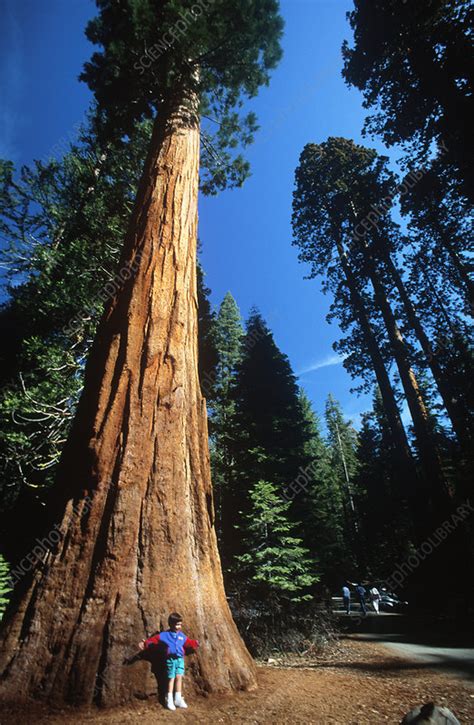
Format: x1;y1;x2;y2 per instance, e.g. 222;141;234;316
166;656;185;678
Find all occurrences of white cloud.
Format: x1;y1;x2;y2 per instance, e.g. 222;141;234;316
297;353;346;376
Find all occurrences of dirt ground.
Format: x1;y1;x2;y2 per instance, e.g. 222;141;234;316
1;638;473;724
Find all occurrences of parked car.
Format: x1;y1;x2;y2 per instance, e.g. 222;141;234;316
378;587;408;612
340;583;409;612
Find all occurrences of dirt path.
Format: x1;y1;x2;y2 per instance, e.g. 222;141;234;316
1;639;473;724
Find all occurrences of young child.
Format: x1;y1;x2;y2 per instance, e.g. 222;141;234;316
139;611;199;711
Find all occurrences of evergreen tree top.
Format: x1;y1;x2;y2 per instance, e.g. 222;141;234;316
217;292;243;332
240;308;298;400
292;137;400;278
81;0;284;192
325;394;358;447
232;308;311;479
215;292;243;347
324;395;359;493
213;292;243;393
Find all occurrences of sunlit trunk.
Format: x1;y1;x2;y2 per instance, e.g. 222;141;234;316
366;258;451;515
383;252;472;451
0;85;256;706
335;240;424;532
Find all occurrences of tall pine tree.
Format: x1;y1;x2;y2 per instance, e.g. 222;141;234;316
236;479;317;605
209;292;244;554
325;396;359;550
294;392;353;587
231;309;311;511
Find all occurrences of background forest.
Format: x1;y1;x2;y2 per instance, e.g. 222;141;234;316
0;0;472;657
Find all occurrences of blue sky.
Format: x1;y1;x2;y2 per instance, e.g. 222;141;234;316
0;0;407;428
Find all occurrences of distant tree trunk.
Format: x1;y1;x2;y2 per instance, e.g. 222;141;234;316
0;85;256;706
439;233;474;314
382;252;472;449
364;257;451;514
423;264;462;336
334;240;425;530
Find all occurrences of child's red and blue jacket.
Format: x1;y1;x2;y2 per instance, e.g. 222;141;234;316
144;629;199;658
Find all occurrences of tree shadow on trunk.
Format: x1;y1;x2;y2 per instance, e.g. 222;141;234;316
124;642;169;707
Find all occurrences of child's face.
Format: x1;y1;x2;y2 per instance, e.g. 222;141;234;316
171;621;183;632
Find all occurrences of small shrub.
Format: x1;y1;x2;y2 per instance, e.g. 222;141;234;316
228;589;338;659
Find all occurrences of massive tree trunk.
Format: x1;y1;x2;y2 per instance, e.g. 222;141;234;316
0;86;256;706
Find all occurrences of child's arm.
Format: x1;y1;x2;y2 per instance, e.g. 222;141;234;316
139;632;161;650
184;636;199;654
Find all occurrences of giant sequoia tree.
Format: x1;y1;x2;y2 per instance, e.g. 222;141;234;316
0;0;283;706
292;138;456;531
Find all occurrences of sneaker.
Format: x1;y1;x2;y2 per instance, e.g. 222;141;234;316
166;695;176;711
175;695;188;709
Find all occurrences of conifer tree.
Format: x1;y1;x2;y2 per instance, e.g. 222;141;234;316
212;292;244;408
212;309;313;580
231;310;311;514
295;392;352;586
209;292;244;552
0;1;283;704
236;479;317;604
325;396;359;546
292;137;453;530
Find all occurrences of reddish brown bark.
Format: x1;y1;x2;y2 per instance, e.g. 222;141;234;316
334;240;423;527
382;252;472;450
365;259;451;513
0;88;256;705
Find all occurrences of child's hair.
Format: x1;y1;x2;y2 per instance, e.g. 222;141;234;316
168;611;183;628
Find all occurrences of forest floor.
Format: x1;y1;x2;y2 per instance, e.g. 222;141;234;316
1;637;473;724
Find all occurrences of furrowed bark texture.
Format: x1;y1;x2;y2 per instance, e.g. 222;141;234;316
0;89;256;705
